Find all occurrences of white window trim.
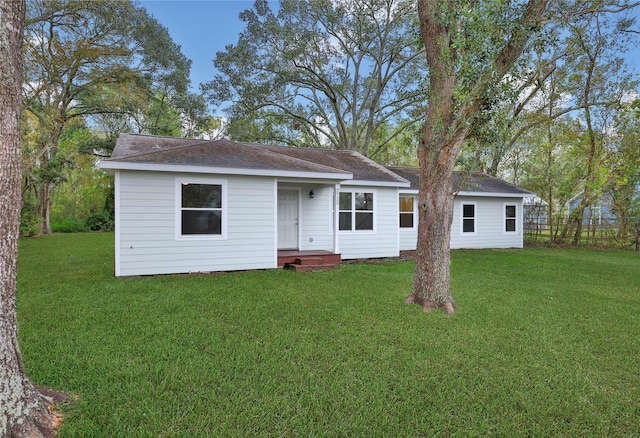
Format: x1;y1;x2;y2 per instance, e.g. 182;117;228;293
175;177;228;241
460;201;477;235
504;202;518;234
338;189;376;234
399;195;417;230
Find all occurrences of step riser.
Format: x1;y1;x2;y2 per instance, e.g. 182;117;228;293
278;253;341;267
281;252;340;272
295;257;324;266
287;264;338;272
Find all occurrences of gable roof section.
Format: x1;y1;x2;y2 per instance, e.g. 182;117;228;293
258;144;408;186
101;134;351;180
101;134;409;186
388;166;535;197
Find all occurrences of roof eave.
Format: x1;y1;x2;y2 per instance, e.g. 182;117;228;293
397;189;534;197
341;179;411;188
98;160;353;181
456;191;536;198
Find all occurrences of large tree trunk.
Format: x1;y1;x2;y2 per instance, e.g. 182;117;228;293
406;144;458;314
408;0;548;314
405;0;460;314
1;1;56;435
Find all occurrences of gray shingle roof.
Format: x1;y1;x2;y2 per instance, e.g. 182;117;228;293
106;134;350;176
103;134;408;185
103;135;529;195
387;166;534;196
257;143;407;184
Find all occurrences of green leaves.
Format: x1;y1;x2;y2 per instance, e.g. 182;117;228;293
204;0;427;157
22;0;199;234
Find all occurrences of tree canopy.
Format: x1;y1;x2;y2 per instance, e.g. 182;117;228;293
205;0;428;158
407;0;640;313
22;0;203;234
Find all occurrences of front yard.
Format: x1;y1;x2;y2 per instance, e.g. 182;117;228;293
17;233;640;436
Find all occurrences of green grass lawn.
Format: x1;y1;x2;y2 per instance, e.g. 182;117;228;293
17;233;640;437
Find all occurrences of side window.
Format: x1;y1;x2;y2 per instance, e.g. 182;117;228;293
505;204;517;232
399;196;415;228
462;203;475;234
177;179;226;239
339;191;374;231
339;192;352;231
354;192;373;230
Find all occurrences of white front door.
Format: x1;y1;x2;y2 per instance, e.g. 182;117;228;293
278;189;299;249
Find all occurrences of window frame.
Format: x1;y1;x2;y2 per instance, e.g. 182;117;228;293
504;203;518;234
338;189;376;233
460;202;477;235
399;195;416;230
175;177;227;241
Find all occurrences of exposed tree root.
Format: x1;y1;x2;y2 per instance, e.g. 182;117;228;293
405;295;456;315
6;386;69;438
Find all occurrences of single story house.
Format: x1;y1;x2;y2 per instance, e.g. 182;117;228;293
387;167;535;251
99;134;535;276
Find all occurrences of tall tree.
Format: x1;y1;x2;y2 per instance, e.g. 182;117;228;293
556;3;637;244
23;0;194;234
457;2;639;182
407;0;640;312
205;0;428;158
519;112;585;242
605;98;640;239
405;0;549;313
1;0;56;435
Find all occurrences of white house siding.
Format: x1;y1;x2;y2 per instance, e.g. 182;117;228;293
116;171;276;276
397;195;525;250
450;196;524;249
339;186;400;259
400;229;417;251
297;184;334;252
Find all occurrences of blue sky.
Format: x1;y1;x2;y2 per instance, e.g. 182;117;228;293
140;0;640;96
139;0;261;91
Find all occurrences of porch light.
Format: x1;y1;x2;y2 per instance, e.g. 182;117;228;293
309;190;315;198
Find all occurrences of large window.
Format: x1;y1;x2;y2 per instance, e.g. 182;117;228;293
462;203;476;234
339;191;374;231
505;204;517;232
399;196;415;228
176;179;226;239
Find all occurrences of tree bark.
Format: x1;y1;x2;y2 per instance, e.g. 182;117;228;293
408;0;548;314
1;1;56;435
406;140;460;314
406;0;461;314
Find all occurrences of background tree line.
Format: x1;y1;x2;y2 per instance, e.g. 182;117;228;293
20;0;217;235
20;0;640;249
